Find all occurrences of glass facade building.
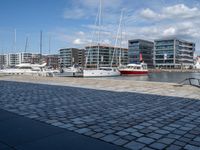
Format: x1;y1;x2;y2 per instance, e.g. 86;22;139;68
44;54;59;69
128;39;154;68
154;38;195;68
85;45;128;68
0;55;8;68
19;52;33;63
7;53;20;67
59;48;85;68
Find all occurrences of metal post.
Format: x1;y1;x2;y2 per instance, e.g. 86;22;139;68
189;78;191;85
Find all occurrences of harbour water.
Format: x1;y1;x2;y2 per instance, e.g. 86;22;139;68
109;72;200;83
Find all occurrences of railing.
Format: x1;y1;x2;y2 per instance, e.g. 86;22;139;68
179;78;200;88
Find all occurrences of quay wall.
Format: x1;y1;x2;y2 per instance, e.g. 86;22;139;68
149;69;200;73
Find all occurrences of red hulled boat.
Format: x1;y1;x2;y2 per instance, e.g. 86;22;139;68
119;63;148;75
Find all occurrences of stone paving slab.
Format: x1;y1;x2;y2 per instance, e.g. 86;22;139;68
0;80;200;150
0;109;128;150
0;75;199;99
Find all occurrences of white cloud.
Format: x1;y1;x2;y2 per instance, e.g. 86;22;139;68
58;2;200;54
163;4;200;19
76;31;85;36
140;8;164;20
140;4;200;21
73;38;84;45
63;0;124;20
163;27;176;36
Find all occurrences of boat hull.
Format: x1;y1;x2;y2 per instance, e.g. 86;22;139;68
0;70;53;77
54;72;83;77
83;69;120;77
119;70;148;75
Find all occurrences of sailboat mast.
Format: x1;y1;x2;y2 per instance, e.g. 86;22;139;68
111;10;124;67
49;35;51;54
40;30;42;63
119;10;124;66
14;29;16;52
97;0;102;69
49;35;51;68
25;36;28;53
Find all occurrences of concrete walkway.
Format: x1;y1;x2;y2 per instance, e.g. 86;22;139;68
0;109;127;150
0;75;199;99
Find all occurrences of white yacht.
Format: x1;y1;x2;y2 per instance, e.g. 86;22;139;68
0;63;54;76
83;67;120;77
54;65;83;77
195;61;200;69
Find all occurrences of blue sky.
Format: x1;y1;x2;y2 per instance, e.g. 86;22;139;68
0;0;200;54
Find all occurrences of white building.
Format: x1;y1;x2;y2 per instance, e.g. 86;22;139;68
1;52;34;67
19;52;33;63
7;53;20;67
154;38;195;69
0;54;8;68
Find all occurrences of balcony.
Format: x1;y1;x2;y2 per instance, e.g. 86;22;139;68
178;58;194;62
178;54;193;58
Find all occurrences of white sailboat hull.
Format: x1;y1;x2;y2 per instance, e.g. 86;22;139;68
0;69;53;76
53;67;83;77
54;71;83;77
83;68;120;77
195;62;200;69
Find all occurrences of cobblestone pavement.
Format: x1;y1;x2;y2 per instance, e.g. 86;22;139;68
1;75;200;99
0;81;200;150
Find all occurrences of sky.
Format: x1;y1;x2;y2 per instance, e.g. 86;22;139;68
0;0;200;55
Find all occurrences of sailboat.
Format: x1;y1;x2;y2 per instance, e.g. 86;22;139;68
54;64;83;77
83;0;120;77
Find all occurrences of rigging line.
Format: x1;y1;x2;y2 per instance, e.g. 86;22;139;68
97;0;102;69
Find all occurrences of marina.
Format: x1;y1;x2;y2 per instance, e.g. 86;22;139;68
1;0;200;150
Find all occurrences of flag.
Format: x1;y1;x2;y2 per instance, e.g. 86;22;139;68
139;53;143;62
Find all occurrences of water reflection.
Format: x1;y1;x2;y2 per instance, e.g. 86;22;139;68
109;72;200;83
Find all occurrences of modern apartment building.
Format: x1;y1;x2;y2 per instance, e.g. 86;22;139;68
44;54;59;69
85;45;128;68
59;48;85;68
1;52;46;67
31;54;42;64
6;52;34;67
0;54;8;68
154;38;195;68
19;52;33;64
7;53;20;67
128;39;154;68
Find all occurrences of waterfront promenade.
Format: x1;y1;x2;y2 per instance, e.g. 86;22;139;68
0;76;200;150
0;75;199;99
